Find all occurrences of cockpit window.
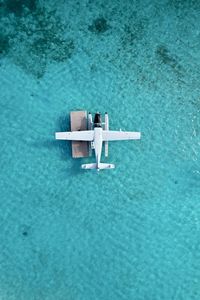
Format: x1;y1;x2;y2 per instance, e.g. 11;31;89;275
94;113;102;127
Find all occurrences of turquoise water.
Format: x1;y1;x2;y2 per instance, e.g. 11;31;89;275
1;0;200;299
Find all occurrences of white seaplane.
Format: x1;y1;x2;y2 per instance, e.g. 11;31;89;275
55;112;141;170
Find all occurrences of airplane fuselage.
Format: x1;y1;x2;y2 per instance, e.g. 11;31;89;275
93;113;103;170
94;127;103;169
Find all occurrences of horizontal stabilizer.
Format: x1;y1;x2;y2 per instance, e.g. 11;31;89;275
99;163;115;169
81;163;97;169
81;163;115;170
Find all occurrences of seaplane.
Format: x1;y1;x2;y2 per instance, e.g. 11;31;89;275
55;111;141;170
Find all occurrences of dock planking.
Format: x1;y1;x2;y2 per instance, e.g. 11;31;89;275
70;111;89;158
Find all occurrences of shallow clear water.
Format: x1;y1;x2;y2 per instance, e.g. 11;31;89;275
0;0;200;299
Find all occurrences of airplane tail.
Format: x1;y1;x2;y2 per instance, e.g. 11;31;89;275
81;163;115;170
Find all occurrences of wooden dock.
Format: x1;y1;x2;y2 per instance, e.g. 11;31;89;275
70;111;89;158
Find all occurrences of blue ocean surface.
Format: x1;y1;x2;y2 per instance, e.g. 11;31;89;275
0;0;200;299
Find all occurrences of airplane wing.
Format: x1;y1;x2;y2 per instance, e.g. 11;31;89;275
102;130;141;141
55;130;94;141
